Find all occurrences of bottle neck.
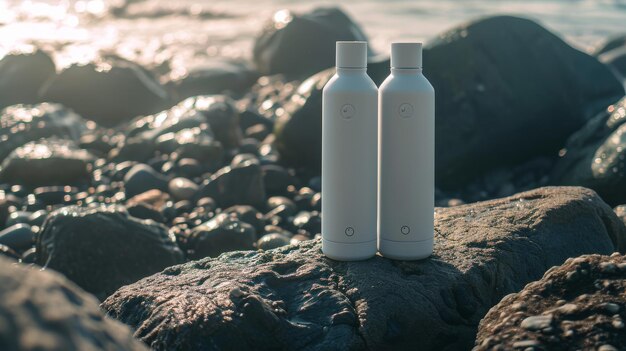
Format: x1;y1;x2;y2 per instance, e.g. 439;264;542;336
391;67;423;75
336;67;367;75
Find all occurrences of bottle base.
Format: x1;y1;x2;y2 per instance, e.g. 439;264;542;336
322;238;377;261
378;237;434;260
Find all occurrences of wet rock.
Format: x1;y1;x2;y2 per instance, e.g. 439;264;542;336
273;68;332;171
223;205;265;234
39;57;170;127
550;97;626;205
257;233;291;250
262;164;296;196
102;187;626;350
185;213;257;260
0;103;88;162
36;205;184;300
253;7;371;79
274;16;625;181
181;95;243;149
0;224;34;252
0;256;149;351
195;162;266;210
0;139;94;186
0;49;56;108
123;164;168;198
0;244;20;260
475;254;626;350
167;59;258;99
266;196;297;218
0;194;20;228
127;203;166;223
168;177;198;201
424;16;623;189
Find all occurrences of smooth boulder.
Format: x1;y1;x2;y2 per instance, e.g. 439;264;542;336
475;253;626;350
39;57;170;127
253;7;371;79
550;97;626;205
424;16;623;188
273;16;625;183
36;205;184;300
195;161;266;210
0;49;56;108
0;256;148;351
0;139;94;186
0;103;88;162
103;187;626;351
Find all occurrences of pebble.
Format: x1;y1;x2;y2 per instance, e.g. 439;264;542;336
257;233;291;250
598;345;618;351
0;223;34;252
520;315;553;331
168;177;199;201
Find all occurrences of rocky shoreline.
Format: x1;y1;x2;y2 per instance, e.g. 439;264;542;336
1;6;626;351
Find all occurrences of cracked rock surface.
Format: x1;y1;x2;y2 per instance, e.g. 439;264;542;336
475;253;626;350
102;186;626;350
0;256;148;351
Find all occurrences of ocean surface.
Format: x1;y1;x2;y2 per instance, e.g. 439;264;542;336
2;0;626;75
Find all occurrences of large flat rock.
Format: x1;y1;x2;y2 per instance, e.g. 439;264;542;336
102;187;626;350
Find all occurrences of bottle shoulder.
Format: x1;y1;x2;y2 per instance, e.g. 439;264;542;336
322;73;378;95
379;73;434;94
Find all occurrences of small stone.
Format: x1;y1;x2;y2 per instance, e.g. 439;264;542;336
168;177;199;201
612;319;624;329
521;315;553;331
186;213;256;259
556;303;579;315
598;345;618;351
600;303;621;314
124;163;168;198
512;340;541;348
0;223;34;252
257;233;291;250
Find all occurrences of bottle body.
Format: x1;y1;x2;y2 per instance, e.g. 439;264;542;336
378;69;435;260
322;69;378;261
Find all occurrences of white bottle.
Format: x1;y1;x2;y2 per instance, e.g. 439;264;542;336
321;41;378;261
378;43;435;260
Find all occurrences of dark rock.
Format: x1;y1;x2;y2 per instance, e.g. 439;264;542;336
424;16;623;188
223;205;265;234
0;139;94;186
167;59;258;99
181;95;243;149
292;210;321;235
253;7;371;79
274;16;625;183
475;254;626;350
0;255;149;351
21;247;36;264
123;164;168;198
176;158;204;178
257;233;291;250
196;161;266;210
599;46;626;80
36;205;184;300
0;194;20;228
550;97;626;205
595;34;626;56
273;68;332;171
34;186;77;206
266;196;297;218
127;203;166;223
102;187;626;350
167;177;198;201
6;211;32;227
0;244;19;260
262;164;295;196
39;57;170;127
0;224;34;252
0;49;56;108
0;103;88;162
185;213;257;260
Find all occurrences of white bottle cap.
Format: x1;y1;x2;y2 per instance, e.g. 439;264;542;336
336;41;367;69
391;42;422;69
